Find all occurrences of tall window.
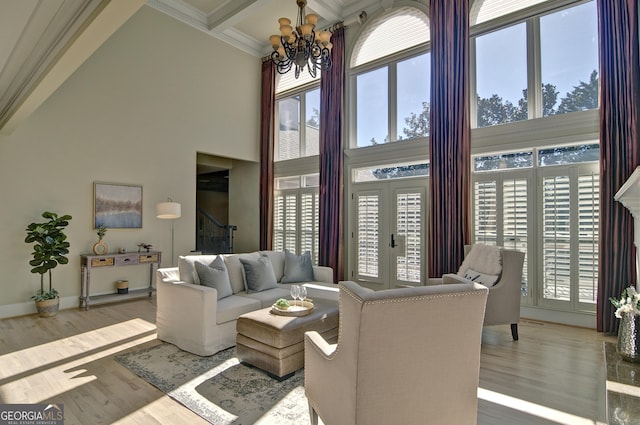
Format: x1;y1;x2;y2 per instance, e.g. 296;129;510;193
472;143;599;312
352;7;430;148
273;175;319;263
473;0;598;127
276;88;320;161
539;1;598;116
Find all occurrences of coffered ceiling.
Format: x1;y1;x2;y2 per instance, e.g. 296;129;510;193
0;0;380;134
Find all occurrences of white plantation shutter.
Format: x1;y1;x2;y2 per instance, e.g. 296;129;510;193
474;180;498;245
470;0;549;26
273;188;320;263
473;176;529;291
472;148;599;314
503;178;528;289
273;194;284;251
577;173;598;304
396;192;422;283
357;194;380;278
351;7;430;68
300;191;319;265
284;194;297;252
542;175;571;301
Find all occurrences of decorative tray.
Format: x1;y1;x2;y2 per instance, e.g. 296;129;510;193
271;300;314;316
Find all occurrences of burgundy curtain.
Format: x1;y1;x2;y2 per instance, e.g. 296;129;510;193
259;59;275;250
319;26;345;283
597;0;640;333
428;0;471;277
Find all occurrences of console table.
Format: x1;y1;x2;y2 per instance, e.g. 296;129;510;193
79;251;161;310
604;341;640;424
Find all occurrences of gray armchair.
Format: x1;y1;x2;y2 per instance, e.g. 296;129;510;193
430;244;525;340
304;280;488;425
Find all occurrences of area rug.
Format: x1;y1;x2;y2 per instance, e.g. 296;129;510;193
115;343;309;425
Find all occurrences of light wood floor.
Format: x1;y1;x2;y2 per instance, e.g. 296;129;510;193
0;299;613;425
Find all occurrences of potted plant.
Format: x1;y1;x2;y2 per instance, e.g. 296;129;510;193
25;211;72;317
610;286;640;362
92;224;108;255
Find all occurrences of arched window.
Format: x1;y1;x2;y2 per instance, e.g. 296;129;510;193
351;7;429;68
470;0;550;26
351;7;430;147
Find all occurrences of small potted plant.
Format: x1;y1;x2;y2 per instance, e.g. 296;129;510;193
93;224;108;255
25;211;72;317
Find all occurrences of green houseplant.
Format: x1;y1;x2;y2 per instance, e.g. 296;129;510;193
25;211;72;317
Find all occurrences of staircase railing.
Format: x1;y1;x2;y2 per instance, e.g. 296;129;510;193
196;207;237;254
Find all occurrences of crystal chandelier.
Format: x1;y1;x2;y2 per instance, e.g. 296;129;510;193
269;0;333;78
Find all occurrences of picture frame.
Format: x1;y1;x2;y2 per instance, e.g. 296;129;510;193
94;182;143;229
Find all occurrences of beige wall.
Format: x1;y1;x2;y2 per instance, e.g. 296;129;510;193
0;6;261;317
228;161;260;253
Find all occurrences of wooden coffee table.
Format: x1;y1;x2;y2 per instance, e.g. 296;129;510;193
236;300;339;379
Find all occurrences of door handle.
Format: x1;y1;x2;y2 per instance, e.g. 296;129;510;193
390;233;396;248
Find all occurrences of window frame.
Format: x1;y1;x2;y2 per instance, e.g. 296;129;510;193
274;82;321;162
350;46;431;150
470;0;598;128
273;180;320;264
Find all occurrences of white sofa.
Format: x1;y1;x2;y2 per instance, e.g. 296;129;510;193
155;250;338;356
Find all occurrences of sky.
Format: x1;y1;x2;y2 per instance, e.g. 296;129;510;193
356;0;598;148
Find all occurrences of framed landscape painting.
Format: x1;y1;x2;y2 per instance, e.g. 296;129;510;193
94;183;142;228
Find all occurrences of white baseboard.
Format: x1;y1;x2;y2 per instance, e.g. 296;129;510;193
0;296;79;319
521;305;596;329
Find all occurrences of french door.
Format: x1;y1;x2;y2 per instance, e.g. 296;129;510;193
351;180;427;290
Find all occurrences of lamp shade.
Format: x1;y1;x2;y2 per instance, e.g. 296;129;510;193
156;202;181;219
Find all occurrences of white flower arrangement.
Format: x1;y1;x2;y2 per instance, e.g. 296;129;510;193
610;286;640;318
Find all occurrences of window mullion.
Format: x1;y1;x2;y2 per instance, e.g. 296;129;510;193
527;17;542;119
389;64;397;142
470;37;478;129
569;167;579;310
300;95;306;157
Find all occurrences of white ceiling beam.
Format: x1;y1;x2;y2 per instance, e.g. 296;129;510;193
307;0;342;23
146;0;208;31
207;0;270;32
0;0;146;135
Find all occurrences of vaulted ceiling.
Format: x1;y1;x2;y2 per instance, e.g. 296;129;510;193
0;0;379;135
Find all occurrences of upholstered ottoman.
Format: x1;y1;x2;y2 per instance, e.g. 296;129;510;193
236;301;339;379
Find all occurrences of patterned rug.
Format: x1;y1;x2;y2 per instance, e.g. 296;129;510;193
115;343;309;425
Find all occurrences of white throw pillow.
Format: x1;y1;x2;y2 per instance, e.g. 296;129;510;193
463;268;499;287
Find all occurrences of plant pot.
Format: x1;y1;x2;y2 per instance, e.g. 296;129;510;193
617;312;640;362
93;240;108;255
35;297;59;317
115;280;129;294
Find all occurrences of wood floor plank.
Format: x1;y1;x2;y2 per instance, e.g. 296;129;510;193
0;300;613;425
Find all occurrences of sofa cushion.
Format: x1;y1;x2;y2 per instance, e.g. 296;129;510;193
259;250;285;282
237;287;291;308
178;255;220;285
240;256;278;293
281;250;314;283
279;281;340;302
195;257;233;299
223;252;260;294
216;294;261;325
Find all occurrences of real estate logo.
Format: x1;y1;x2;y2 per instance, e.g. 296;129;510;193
0;404;64;425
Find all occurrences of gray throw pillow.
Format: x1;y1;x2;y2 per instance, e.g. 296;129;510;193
194;256;233;299
281;250;314;283
239;256;278;293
